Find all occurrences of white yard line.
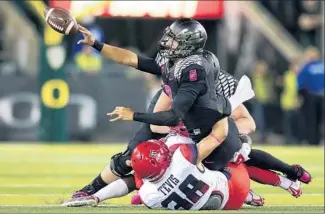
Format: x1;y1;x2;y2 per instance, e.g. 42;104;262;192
0;184;79;188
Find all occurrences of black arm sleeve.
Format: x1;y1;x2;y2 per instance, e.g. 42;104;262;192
133;110;179;126
133;82;206;126
137;55;161;75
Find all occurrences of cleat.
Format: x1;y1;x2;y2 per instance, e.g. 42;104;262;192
294;165;312;184
71;185;96;199
131;192;142;205
71;191;89;199
287;181;302;198
287;165;312;184
245;189;264;206
62;195;99;207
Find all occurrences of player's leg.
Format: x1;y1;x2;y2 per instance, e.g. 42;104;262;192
246;166;302;198
246;149;311;184
63;176;136;207
203;118;242;171
231;133;311;184
200;191;225;210
71;89;165;198
223;163;250;210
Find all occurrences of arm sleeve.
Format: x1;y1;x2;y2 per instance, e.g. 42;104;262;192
133;66;207;126
137;55;161;75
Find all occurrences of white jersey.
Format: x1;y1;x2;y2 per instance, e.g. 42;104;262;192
139;141;229;210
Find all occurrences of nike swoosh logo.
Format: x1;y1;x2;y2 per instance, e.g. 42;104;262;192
204;160;214;164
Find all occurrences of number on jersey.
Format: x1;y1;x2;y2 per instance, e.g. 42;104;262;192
161;174;209;210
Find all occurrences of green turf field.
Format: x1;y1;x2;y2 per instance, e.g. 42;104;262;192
0;144;323;213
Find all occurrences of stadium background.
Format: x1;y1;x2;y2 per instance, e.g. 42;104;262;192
0;0;323;212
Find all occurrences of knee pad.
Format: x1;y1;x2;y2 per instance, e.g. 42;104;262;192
110;149;133;177
201;192;224;210
239;134;252;145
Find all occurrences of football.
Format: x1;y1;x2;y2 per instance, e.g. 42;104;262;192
44;7;79;35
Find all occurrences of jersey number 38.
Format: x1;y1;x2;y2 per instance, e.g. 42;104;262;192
161;174;209;210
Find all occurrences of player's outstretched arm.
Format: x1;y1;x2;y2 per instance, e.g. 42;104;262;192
78;25;160;75
107;66;207;126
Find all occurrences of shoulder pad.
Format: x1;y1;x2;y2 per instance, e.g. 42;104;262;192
174;55;204;81
203;50;220;80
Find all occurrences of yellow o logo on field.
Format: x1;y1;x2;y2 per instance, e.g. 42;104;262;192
41;79;69;109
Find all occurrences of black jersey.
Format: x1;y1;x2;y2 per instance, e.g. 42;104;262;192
156;50;238;99
134;53;231;142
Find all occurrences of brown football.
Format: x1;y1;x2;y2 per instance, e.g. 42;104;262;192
44;7;79;35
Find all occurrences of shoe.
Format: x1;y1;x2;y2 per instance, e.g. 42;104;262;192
287;180;302;198
62;195;99;207
71;191;89;199
294;165;312;184
71;185;96;199
245;189;264;206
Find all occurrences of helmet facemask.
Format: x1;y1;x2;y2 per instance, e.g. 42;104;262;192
158;27;181;58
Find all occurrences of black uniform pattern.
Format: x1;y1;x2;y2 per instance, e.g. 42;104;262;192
157;51;238;99
215;71;238;99
173;55;203;81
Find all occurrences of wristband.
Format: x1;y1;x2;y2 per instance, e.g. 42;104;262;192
92;40;104;52
209;133;223;144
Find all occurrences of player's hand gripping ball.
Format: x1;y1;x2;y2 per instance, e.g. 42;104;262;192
44;7;79;35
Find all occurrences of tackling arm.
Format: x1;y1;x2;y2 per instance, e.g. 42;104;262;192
231;104;256;135
196;118;229;165
150;91;173;134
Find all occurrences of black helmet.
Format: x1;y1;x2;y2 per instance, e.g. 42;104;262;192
158;18;207;58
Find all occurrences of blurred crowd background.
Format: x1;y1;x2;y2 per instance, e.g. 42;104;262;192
0;0;323;145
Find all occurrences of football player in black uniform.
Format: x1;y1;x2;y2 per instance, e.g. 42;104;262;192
81;19;251;169
69;19;311;203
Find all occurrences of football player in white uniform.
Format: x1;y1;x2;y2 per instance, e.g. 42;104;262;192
62;130;306;209
134;139;232;210
134;132;254;210
62;133;251;210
